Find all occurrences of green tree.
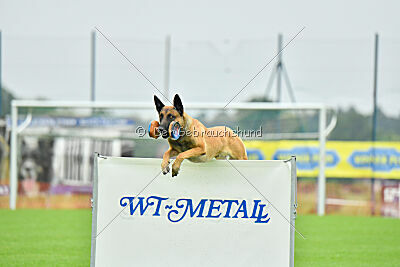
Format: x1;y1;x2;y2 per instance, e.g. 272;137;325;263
1;87;16;116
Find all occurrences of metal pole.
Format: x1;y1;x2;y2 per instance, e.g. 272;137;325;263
163;35;171;100
282;64;296;102
371;33;379;215
398;182;400;217
10;103;18;210
289;156;297;267
276;34;283;133
11;100;325;110
372;33;379;143
317;106;326;215
265;69;276;99
276;34;283;102
91;31;96;101
90;153;99;267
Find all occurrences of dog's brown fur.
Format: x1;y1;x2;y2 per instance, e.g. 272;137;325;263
154;94;247;177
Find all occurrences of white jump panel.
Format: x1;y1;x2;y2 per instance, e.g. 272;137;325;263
91;156;296;267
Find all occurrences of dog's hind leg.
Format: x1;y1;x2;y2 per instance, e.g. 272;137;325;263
215;154;228;160
228;151;248;160
228;138;248;160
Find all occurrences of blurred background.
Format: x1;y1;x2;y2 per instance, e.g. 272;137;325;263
0;0;399;218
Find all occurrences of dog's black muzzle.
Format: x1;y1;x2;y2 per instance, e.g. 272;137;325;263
158;125;169;139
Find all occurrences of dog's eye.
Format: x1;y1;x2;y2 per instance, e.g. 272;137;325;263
168;114;175;120
160;114;164;120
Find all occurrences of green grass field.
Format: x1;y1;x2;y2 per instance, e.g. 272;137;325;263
0;210;399;266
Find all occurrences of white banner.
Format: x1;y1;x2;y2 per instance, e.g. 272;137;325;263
91;156;296;267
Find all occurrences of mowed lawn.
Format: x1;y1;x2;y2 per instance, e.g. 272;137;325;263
0;210;399;266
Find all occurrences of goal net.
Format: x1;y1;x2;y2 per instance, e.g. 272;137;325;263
3;100;328;212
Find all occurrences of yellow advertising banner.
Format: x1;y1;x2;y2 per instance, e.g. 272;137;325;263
244;140;400;179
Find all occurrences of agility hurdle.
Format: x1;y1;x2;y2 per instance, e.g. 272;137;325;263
90;155;297;267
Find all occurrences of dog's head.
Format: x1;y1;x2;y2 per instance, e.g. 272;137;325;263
20;158;41;182
154;94;184;139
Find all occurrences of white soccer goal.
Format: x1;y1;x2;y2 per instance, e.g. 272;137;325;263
9;100;332;215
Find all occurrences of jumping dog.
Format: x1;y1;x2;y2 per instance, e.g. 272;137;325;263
154;94;248;177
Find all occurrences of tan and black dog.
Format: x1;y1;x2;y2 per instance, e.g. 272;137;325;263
154;94;247;177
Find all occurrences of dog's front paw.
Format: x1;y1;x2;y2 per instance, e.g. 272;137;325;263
162;165;170;175
171;164;180;177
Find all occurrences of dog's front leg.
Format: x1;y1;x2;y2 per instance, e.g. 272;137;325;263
162;148;178;175
172;147;206;177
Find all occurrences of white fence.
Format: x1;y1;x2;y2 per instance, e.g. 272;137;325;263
91;155;297;266
9;100;328;215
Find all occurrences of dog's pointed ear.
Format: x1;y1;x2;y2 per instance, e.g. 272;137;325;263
154;95;165;113
173;94;184;116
